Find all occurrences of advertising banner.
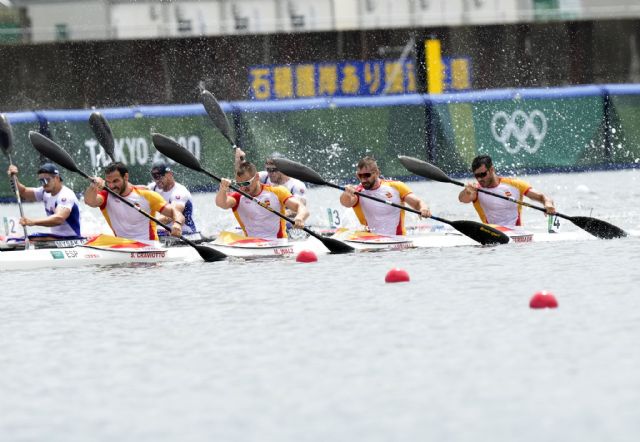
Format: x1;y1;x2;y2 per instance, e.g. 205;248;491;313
430;89;607;174
0;110;235;201
248;58;471;100
3;85;640;201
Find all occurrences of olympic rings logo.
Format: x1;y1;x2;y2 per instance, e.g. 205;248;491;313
490;110;548;154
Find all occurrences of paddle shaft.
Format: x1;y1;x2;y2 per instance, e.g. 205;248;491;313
7;153;31;248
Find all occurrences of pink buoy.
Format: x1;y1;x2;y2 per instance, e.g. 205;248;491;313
385;268;410;283
296;249;318;263
529;290;558;309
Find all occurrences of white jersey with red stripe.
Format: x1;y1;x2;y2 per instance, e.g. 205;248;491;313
98;186;168;240
352;179;413;235
230;184;292;240
472;177;531;226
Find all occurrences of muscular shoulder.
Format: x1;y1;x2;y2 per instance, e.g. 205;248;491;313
134;186;166;205
288;178;307;195
58;186;79;203
264;184;292;201
499;177;531;193
172;182;192;200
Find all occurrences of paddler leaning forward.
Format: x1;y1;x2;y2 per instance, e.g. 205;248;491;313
215;161;309;240
83;162;184;242
340;156;432;236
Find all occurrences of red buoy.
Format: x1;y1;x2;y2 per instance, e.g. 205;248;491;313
385;268;410;283
296;250;318;263
529;290;558;309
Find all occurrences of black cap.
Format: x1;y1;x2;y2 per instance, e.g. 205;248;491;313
151;160;171;175
37;163;61;176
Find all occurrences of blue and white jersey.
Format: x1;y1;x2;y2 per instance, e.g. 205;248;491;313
148;181;197;234
33;185;82;237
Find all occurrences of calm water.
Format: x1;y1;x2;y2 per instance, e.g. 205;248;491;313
1;169;640;442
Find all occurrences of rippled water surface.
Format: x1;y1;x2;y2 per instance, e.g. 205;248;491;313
1;169;640;442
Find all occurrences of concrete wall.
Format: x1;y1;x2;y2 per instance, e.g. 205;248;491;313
1;18;639;112
13;0;640;43
23;0;108;42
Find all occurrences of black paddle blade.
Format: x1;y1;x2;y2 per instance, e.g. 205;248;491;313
319;236;355;254
450;220;511;245
194;244;227;262
0;113;14;157
28;131;80;174
397;155;454;184
151;133;204;173
272;158;327;185
201;90;235;147
89;112;116;161
568;216;627;239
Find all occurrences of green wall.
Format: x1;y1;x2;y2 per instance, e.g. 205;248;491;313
2;85;640;201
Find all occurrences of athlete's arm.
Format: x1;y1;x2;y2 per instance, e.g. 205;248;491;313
20;206;71;228
285;197;309;229
526;188;556;214
339;185;358;208
292;182;308;206
405;194;432;218
157;201;184;224
234;148;246;172
458;182;478;203
215;178;237;209
7;165;37;201
84;177;105;207
159;203;184;237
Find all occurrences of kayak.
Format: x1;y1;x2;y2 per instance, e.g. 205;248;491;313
329;225;600;250
0;232;301;271
330;228;416;251
0;227;608;272
0;235;200;271
0;237;87;251
205;230;296;258
0;245;202;271
410;226;597;248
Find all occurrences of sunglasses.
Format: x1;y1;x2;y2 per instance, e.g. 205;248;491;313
234;175;256;187
474;171;489;179
266;167;278;173
357;172;373;179
38;177;51;186
151;172;165;180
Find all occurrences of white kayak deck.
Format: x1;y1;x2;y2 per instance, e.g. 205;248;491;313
0;228;612;272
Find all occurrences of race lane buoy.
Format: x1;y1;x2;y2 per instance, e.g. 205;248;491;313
529;290;558;309
385;268;410;283
296;250;318;263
